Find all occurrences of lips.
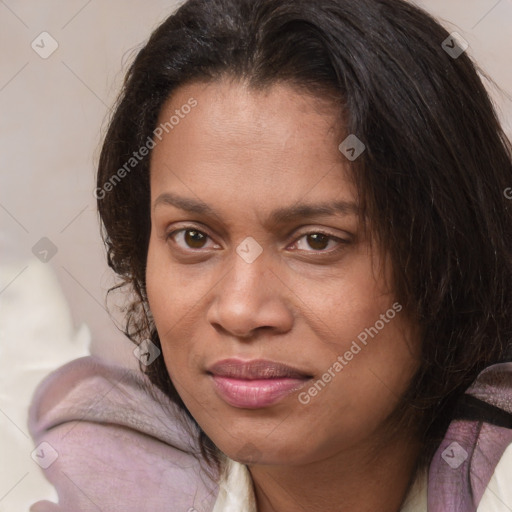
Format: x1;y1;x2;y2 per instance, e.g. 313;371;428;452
208;359;312;379
207;358;312;409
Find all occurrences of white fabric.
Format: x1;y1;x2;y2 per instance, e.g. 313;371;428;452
212;456;257;512
478;442;512;511
0;256;90;512
400;468;427;512
212;443;512;512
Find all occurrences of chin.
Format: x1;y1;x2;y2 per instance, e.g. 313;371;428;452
216;436;310;466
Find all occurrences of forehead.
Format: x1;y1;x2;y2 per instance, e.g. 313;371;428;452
149;79;357;214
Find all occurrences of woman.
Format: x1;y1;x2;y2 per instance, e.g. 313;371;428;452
29;0;512;510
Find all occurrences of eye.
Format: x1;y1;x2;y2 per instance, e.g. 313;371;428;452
166;226;350;255
291;231;349;253
166;227;220;251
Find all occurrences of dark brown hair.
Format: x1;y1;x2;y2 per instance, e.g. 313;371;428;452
96;0;512;472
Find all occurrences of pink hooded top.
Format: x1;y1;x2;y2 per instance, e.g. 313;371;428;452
27;356;512;511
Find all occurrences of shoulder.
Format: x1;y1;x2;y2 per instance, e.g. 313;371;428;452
470;362;512;511
428;362;512;512
28;356;220;512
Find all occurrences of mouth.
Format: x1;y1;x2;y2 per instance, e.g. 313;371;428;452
206;358;313;409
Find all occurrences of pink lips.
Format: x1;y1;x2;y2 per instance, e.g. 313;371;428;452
207;359;312;409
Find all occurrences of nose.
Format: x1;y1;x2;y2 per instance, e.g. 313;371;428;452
206;250;294;339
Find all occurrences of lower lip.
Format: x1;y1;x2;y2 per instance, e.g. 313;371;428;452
210;375;310;409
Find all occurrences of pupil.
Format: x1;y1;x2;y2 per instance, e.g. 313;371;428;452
182;231;329;250
308;233;328;250
185;230;206;248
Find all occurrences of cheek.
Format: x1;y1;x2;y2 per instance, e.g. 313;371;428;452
145;239;212;393
145;236;210;328
293;265;418;447
146;241;188;369
302;253;393;344
296;319;419;458
146;241;173;328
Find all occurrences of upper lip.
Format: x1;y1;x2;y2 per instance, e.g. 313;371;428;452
207;358;312;380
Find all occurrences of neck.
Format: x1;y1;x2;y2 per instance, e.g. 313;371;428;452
248;433;423;512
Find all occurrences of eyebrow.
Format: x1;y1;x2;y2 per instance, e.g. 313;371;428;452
153;192;359;226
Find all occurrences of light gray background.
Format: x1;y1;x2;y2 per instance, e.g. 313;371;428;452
1;1;511;509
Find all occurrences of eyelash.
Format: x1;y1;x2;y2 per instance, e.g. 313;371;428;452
165;226;350;255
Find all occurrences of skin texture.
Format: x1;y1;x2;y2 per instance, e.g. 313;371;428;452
146;78;422;512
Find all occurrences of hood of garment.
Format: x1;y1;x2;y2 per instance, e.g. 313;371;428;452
28;356;512;512
28;355;220;512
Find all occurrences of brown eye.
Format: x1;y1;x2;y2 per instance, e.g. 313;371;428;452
306;233;330;251
183;229;207;249
291;231;349;255
166;227;220;252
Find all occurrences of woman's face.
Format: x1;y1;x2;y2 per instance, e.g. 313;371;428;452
146;79;420;465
